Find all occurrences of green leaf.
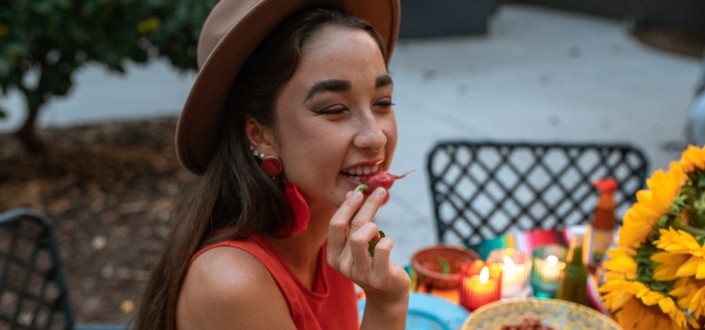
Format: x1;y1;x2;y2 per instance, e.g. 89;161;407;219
697;175;705;190
0;0;217;151
137;17;161;35
437;257;450;274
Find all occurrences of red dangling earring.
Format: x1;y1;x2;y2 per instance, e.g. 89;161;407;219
252;149;308;236
261;155;282;177
283;182;310;236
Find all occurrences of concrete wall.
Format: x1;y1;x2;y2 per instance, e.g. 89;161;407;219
398;0;704;39
510;0;705;28
399;0;498;38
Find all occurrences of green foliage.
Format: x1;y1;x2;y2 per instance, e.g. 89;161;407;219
0;0;218;151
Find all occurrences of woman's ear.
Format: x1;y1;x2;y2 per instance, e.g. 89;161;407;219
245;118;276;154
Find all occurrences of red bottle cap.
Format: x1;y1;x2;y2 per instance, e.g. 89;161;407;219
594;178;617;195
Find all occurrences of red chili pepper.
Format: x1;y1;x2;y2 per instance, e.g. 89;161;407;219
355;171;413;256
356;170;413;194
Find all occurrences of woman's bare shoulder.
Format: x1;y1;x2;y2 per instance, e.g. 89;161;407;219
177;246;294;329
185;246;274;296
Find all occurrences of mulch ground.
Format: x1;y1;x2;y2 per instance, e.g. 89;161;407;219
0;24;702;326
0;117;194;324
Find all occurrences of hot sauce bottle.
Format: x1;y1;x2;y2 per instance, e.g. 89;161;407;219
583;178;617;272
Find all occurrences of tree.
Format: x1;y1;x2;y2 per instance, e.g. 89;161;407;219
0;0;217;153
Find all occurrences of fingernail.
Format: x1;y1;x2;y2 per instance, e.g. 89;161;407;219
375;187;386;197
352;191;363;201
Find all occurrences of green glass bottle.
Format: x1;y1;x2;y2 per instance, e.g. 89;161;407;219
557;236;588;305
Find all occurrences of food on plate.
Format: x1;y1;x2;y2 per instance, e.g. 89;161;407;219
500;318;555;330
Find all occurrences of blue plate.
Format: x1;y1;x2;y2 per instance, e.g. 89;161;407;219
358;292;469;330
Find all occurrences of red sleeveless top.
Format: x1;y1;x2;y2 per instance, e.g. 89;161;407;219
190;235;359;329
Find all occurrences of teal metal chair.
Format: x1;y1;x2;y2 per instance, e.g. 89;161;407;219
0;208;126;330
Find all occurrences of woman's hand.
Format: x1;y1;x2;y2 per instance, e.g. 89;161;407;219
327;187;409;329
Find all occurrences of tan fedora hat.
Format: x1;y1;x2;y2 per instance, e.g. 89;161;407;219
176;0;401;175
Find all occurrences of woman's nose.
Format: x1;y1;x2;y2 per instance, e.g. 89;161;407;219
353;114;387;151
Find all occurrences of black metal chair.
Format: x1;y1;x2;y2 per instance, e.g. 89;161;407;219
426;140;649;247
0;208;126;330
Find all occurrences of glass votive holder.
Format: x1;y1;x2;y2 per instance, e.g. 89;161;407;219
486;248;531;299
458;260;502;311
530;244;568;299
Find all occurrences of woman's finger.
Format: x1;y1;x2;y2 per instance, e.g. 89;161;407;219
327;191;363;265
371;237;393;276
349;222;379;276
349;188;387;233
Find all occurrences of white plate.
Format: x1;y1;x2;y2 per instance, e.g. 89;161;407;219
358;292;469;330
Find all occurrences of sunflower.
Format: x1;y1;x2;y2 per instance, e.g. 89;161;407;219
651;252;689;281
617;169;683;249
672;145;705;174
600;280;695;329
602;247;638;281
599;145;705;329
654;228;705;279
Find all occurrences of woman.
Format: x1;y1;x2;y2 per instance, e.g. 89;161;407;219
136;0;409;329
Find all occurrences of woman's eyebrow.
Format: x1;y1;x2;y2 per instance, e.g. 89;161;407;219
303;75;393;102
304;79;350;102
376;74;393;88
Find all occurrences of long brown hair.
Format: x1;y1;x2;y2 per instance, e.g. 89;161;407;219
135;6;385;330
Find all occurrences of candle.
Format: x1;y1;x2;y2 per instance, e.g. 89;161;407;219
501;255;520;297
459;261;501;311
486;248;531;298
530;245;567;298
539;255;563;281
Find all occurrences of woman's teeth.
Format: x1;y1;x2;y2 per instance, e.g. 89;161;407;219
342;165;381;180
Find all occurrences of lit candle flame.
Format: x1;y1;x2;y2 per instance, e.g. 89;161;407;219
503;255;516;273
547;255;558;266
479;266;489;283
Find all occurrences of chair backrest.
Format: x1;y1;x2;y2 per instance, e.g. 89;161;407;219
0;208;75;330
426;140;649;247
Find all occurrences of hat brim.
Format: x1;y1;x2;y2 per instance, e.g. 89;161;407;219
176;0;400;175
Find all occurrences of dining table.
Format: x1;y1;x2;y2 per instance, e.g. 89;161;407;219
377;225;618;329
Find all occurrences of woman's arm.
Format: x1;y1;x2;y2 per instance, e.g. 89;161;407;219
328;188;410;330
177;247;296;330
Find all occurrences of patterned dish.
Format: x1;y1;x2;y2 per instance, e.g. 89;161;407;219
462;298;621;330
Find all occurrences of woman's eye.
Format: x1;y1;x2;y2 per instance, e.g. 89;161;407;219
311;106;348;116
374;100;395;109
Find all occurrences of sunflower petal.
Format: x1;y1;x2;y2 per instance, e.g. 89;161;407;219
652;253;689;281
654;228;701;254
676;256;705;278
